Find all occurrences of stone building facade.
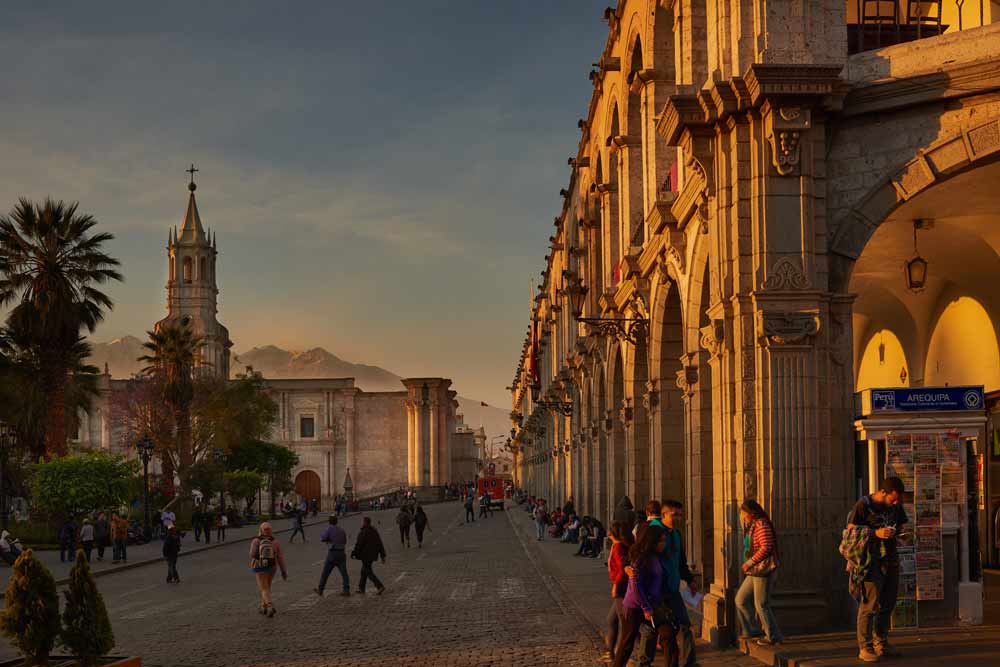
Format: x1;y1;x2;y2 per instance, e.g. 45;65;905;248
510;1;1000;642
77;180;466;506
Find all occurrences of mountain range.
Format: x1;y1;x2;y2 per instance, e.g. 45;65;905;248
88;336;509;439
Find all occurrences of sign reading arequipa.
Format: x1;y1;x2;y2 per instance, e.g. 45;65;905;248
859;386;985;414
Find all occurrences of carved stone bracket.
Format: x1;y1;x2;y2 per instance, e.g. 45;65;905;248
762;256;810;290
618;399;633;427
699;319;725;359
758;311;821;347
766;107;811;176
675;365;699;397
642;379;659;411
604;411;615;433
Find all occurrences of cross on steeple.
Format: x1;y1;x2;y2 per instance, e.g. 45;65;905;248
186;163;199;191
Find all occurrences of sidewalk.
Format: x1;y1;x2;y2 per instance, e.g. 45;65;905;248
6;514;329;585
505;502;757;667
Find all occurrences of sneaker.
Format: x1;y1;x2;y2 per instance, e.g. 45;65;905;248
376;586;386;595
756;638;782;646
313;587;323;596
267;606;276;617
875;644;902;658
858;648;881;663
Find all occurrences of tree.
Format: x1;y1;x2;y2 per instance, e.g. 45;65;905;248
180;458;225;500
0;198;122;459
138;325;203;475
225;440;298;479
192;369;278;459
0;550;61;666
60;550;114;666
108;374;176;489
29;452;139;519
223;469;265;514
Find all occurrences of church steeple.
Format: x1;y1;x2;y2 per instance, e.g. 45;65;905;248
155;165;233;379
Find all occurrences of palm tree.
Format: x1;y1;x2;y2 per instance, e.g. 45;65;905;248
0;198;122;458
138;325;204;474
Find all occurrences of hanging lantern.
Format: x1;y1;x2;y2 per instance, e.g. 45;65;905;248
905;221;928;292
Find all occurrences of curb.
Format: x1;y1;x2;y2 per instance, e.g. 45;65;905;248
51;515;349;586
505;504;606;654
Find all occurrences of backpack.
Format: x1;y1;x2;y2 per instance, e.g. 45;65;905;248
256;537;276;569
397;512;412;528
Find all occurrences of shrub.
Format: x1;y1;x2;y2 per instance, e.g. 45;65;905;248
61;550;114;666
30;452;139;519
0;549;61;666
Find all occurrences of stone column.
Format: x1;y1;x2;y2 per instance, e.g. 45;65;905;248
344;405;356;478
406;400;416;486
429;399;439;485
414;401;425;487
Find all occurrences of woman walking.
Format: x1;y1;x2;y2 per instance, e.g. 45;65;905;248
395;506;413;548
735;499;783;646
413;506;430;548
250;522;288;617
79;519;95;562
612;524;666;667
601;521;634;664
163;525;181;583
352;517;387;594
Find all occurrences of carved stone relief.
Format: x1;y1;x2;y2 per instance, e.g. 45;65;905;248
766;107;811;176
758;311;821;347
642;379;659;411
762;256;810;290
699;319;725;359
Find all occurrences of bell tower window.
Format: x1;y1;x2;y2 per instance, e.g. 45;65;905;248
183;257;193;283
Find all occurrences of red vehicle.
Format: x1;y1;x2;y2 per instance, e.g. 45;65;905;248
477;476;509;510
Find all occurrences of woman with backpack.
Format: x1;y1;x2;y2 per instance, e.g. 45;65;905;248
413;505;430;548
735;499;783;646
249;521;288;617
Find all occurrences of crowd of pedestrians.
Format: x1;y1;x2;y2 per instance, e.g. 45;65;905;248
515;473;911;665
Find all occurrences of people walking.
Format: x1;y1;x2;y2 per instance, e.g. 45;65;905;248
251;522;288;616
611;524;667;667
163;525;181;583
735;500;783;647
601;520;634;664
478;491;489;519
80;518;95;562
414;505;429;548
216;512;228;542
846;476;907;663
396;506;413;548
111;512;129;564
289;507;307;543
533;500;548;541
314;515;350;597
59;517;77;563
202;507;212;544
352;517;386;595
464;492;475;523
193;505;203;542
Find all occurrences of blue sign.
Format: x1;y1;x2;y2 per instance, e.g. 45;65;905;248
869;386;984;413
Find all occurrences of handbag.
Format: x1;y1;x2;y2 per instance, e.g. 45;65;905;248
746;519;780;577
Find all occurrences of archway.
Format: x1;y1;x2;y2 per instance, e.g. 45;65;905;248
629;335;651;510
609;343;628;520
595;364;610;522
294;470;321;509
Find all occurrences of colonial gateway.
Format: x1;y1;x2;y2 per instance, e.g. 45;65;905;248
509;1;1000;643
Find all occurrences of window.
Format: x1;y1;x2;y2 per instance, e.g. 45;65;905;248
183;257;193;283
300;416;315;439
199;257;206;281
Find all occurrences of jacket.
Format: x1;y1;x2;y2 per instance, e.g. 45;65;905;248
414;511;428;530
839;524;873;602
94;519;110;541
353;526;387;562
608;542;629;597
163;534;181;559
396;511;412;528
623;555;664;613
744;517;777;567
111;517;129;541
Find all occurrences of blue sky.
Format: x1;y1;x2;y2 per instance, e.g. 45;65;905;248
0;1;608;406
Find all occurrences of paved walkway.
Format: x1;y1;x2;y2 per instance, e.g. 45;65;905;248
505;502;757;667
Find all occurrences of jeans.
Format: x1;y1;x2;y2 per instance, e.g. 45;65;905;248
535;521;546;540
317;549;349;593
736;573;783;642
290;523;306;543
60;540;76;562
479;505;488;518
96;539;107;560
399;525;411;546
217;527;226;541
203;523;211;544
465;507;475;522
637;591;695;667
606;598;624;655
611;607;645;667
194;523;202;541
415;526;425;545
359;559;383;592
82;540;94;562
113;539;127;562
166;556;179;581
857;569;898;650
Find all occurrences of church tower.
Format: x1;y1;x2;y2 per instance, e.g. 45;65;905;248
155;166;232;378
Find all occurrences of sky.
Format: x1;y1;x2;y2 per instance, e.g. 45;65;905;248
0;1;609;407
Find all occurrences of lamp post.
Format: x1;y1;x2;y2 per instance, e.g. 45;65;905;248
267;454;277;518
212;448;228;516
136;436;156;540
0;422;14;531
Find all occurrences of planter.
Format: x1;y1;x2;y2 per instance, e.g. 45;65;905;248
0;657;140;667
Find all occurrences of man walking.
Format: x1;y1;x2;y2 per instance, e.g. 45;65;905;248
849;476;907;663
396;506;413;548
314;515;350;597
193;505;203;542
111;512;128;564
478;491;489;519
533;500;548;541
94;512;110;561
289;507;307;543
464;491;475;523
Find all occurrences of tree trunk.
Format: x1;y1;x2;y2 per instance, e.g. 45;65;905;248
176;402;193;472
42;365;69;460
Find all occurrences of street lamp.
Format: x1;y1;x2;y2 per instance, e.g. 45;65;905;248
136;436;156;540
0;422;15;531
566;273;647;344
905;220;929;292
212;448;228;517
266;454;277;518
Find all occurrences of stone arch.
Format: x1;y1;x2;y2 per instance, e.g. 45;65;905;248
852;284;922;387
648;273;685;504
593;360;609;522
607;340;627;522
293;468;322;508
830;115;1000;292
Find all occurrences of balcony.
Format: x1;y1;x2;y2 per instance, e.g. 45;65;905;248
847;0;998;54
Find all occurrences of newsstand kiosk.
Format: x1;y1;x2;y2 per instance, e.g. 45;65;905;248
854;386;985;627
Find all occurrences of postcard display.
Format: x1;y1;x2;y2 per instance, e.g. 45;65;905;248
886;433;964;629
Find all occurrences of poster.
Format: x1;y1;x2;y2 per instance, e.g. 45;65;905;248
916;526;942;551
941;504;961;524
915;464;940;504
887;434;913;464
898;573;917;598
940;465;965;504
937;435;961;465
913;435;938;466
892;598;918;629
917;567;944;600
899;548;917;575
916;504;941;526
885;462;914;491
